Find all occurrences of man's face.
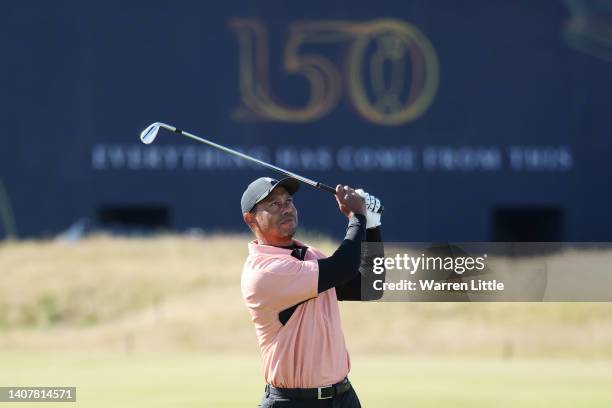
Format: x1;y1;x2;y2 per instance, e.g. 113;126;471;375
247;187;298;243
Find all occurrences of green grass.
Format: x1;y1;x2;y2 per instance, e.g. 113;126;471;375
1;352;612;407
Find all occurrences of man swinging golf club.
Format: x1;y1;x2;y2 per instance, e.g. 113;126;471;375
241;177;385;407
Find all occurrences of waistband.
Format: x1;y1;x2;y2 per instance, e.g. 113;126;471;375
266;377;351;400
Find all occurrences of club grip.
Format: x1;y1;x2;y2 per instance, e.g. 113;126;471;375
316;182;337;194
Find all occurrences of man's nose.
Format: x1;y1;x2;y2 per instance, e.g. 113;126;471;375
281;201;294;214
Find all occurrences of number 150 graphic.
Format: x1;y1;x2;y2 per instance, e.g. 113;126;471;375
229;19;439;126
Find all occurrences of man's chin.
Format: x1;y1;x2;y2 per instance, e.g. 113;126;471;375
279;223;297;238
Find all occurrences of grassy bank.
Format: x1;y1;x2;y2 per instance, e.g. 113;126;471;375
1;235;612;359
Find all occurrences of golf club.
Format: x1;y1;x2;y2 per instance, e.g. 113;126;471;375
140;122;383;213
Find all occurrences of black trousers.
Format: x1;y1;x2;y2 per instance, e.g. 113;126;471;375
257;385;362;407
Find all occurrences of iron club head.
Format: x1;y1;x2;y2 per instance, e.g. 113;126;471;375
140;122;162;144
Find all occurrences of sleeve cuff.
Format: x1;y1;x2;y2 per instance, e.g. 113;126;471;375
365;226;382;241
348;213;367;228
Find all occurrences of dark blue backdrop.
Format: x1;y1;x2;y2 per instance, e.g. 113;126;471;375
1;0;610;241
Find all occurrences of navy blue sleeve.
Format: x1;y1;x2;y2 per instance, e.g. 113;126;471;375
336;227;385;301
316;214;366;293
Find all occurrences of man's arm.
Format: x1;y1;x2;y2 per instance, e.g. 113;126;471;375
276;185;366;326
317;213;367;293
275;186;381;325
317;187;385;299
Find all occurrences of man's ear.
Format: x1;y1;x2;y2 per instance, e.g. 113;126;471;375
243;212;257;231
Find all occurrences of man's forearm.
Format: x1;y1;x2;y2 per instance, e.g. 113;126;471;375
336;227;385;301
317;214;366;293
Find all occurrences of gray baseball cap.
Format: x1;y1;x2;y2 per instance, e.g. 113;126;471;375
241;177;300;213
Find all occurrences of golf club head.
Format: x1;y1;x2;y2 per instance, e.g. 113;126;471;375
140;122;162;144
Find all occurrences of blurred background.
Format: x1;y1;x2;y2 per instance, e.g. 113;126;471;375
1;0;612;407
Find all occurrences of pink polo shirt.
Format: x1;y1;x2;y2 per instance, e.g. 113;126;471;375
241;239;350;388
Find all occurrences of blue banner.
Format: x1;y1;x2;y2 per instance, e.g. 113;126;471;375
0;0;610;240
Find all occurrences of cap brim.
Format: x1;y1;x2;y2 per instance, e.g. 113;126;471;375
251;177;300;211
274;177;300;195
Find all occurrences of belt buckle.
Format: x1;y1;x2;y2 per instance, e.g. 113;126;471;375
317;386;333;399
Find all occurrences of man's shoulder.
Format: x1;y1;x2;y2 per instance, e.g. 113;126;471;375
242;239;327;274
305;246;326;260
242;252;299;278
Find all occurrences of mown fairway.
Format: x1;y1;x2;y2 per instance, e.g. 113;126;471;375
2;352;612;407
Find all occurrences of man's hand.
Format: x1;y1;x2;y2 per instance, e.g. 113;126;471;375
355;189;382;229
335;185;366;218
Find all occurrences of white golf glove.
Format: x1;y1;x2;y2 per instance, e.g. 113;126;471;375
355;189;382;229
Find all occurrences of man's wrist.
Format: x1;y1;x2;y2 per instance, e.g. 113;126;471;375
348;213;367;225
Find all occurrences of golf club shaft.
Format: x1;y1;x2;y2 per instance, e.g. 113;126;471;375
157;124;337;195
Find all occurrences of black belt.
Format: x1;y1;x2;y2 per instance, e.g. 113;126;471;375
266;377;351;400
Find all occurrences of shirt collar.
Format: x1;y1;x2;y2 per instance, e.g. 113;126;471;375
248;239;307;255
